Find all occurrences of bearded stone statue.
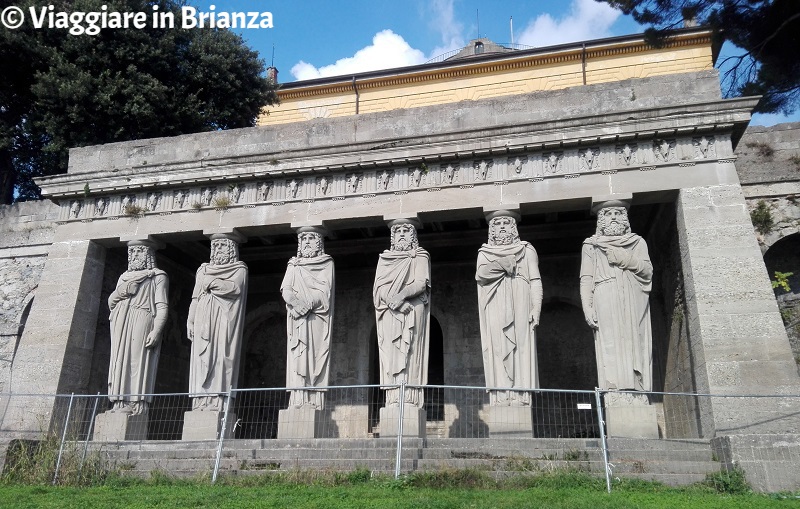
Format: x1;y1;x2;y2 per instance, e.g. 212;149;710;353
281;228;334;409
476;211;542;407
187;235;248;412
580;203;653;394
94;240;168;441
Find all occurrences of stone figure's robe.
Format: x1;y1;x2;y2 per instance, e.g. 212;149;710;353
107;269;168;404
476;242;542;395
281;254;334;389
188;261;248;398
580;233;652;391
373;248;431;400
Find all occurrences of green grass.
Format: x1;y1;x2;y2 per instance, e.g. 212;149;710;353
1;471;798;509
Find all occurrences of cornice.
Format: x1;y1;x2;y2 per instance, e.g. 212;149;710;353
38;96;757;201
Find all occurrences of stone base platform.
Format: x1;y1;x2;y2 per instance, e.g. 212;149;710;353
379;406;426;438
605;405;659;439
182;410;236;441
277;406;324;439
93;412;148;441
483;405;533;438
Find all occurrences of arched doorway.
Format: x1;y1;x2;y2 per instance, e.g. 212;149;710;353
237;306;287;438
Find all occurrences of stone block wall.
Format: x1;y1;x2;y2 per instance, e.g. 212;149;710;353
0;201;58;393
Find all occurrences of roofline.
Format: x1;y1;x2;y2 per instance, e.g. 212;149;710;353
276;26;714;92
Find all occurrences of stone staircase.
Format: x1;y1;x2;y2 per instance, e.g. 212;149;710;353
86;436;721;485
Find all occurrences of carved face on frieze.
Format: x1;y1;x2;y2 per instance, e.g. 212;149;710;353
128;245;155;271
596;206;631;236
210;238;239;265
488;216;520;246
297;232;324;258
391;223;418;252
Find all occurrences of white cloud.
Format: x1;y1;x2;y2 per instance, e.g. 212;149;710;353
289;0;468;81
426;0;465;59
517;0;621;48
290;30;426;81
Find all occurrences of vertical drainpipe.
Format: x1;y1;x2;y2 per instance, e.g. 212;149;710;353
352;76;360;115
581;43;587;85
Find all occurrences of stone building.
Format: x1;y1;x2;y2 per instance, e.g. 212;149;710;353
1;28;799;488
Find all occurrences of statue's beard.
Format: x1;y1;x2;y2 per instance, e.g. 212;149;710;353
129;257;147;271
394;238;413;251
601;222;628;236
212;254;231;265
492;232;517;246
300;245;319;258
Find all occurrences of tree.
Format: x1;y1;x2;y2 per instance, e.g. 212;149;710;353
0;0;278;203
600;0;800;115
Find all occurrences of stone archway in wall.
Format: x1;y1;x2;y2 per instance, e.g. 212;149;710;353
237;302;287;439
764;232;800;367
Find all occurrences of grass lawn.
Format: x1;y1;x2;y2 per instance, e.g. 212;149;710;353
1;471;799;509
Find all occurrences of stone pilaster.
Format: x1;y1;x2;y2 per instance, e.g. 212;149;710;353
3;240;106;434
676;183;800;435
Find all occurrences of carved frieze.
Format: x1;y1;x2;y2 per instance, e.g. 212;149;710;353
653;139;676;163
579;148;600;172
543;152;563;175
55;132;735;222
474;160;493;181
287;179;301;199
617;143;638;166
693;136;715;159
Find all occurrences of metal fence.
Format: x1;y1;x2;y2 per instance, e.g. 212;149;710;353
1;385;799;492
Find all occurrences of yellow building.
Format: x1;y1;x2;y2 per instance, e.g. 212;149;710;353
259;28;716;126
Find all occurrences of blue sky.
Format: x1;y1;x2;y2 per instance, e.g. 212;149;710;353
190;0;797;126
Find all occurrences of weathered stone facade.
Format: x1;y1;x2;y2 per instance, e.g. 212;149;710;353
0;201;58;393
0;38;799;489
739;123;800;370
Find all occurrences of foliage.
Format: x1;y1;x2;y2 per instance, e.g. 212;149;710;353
745;141;775;159
1;470;793;509
600;0;800;115
0;0;278;204
211;195;232;209
750;200;774;234
123;203;145;216
702;466;752;495
772;271;794;292
1;435;110;486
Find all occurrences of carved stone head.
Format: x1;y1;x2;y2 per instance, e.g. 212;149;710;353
210;238;239;265
297;231;324;258
488;215;520;246
596;206;631;236
128;243;156;271
390;223;419;252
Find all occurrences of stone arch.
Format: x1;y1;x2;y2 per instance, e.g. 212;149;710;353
241;302;286;389
763;232;800;363
237;302;287;439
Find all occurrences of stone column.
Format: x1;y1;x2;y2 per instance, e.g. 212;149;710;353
3;240;106;435
676;183;800;435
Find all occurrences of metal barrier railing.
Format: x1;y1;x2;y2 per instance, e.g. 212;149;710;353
1;386;799;492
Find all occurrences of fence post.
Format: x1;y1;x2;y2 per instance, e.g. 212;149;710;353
53;393;75;485
212;390;233;484
594;388;611;493
79;393;101;474
394;382;406;479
